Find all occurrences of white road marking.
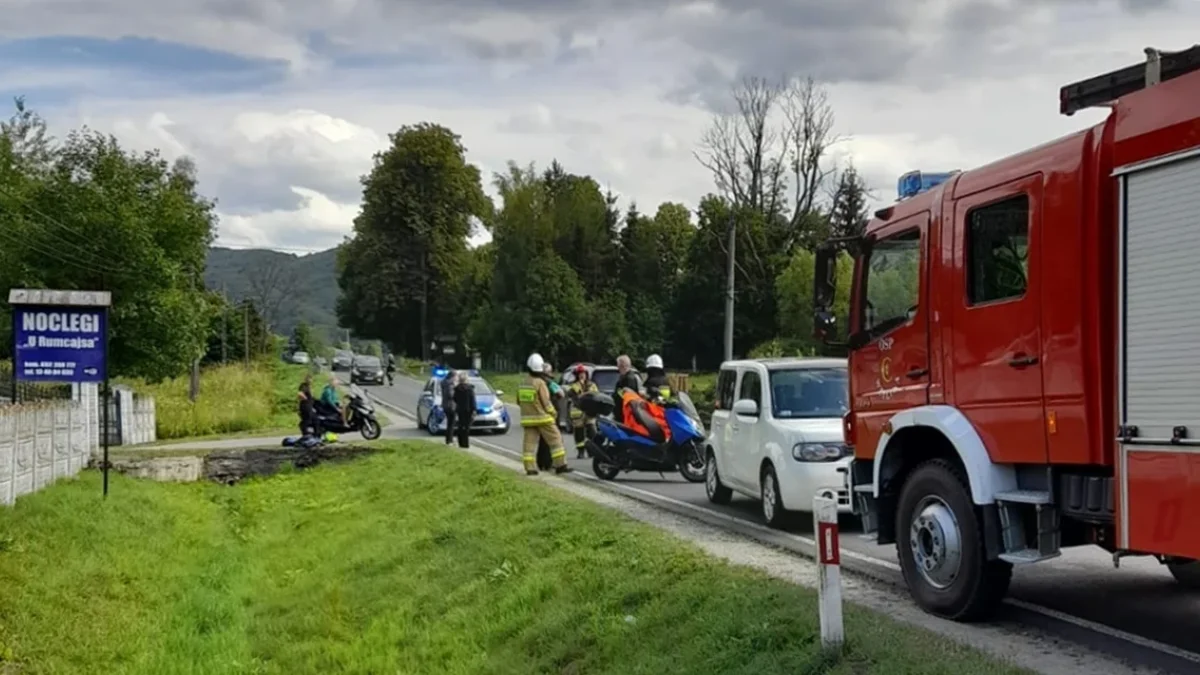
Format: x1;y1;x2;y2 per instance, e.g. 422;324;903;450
370;390;1200;665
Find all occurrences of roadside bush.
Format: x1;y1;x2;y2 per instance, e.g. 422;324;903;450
122;362;309;439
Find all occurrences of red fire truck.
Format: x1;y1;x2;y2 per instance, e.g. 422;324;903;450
812;45;1200;621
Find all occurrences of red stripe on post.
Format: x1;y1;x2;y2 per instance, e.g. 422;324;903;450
818;521;840;565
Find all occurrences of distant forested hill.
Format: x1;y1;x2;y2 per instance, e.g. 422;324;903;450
204;246;341;341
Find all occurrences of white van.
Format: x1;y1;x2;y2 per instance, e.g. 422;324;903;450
704;357;852;528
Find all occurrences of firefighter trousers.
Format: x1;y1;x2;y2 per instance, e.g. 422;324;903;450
523;424;566;472
573;419;597;457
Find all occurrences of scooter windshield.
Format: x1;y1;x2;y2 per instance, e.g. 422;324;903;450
674;391;700;422
349;384;366;400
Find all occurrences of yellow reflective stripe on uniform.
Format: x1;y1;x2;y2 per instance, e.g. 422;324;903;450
517;386;536;403
550;449;566;460
521;415;554;426
658;386;671;399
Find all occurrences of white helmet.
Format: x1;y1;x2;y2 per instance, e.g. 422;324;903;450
645;354;664;370
526;352;545;372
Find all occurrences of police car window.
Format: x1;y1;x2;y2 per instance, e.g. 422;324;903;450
469;378;492;393
738;371;762;406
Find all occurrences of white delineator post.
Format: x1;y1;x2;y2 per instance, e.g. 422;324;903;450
813;496;844;649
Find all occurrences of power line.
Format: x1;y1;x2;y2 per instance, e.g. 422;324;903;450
0;225;138;280
0;185;140;275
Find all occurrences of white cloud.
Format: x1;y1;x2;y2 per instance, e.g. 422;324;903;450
3;0;1193;251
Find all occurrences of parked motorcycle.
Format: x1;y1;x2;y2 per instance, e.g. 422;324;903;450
312;384;383;440
578;390;707;483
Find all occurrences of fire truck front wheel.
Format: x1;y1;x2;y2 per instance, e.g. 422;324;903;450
1167;560;1200;589
896;458;1013;622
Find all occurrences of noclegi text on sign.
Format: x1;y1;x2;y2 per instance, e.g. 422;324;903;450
21;311;103;350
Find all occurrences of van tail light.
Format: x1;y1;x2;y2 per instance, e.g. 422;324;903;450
842;411;857;448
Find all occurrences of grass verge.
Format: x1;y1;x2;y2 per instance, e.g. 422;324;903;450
0;441;1028;674
120;362;312;440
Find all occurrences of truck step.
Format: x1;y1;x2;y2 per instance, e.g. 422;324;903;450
853;484;874;493
999;548;1062;564
994;489;1052;505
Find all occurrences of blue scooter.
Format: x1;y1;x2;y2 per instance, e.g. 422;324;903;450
578;390;708;483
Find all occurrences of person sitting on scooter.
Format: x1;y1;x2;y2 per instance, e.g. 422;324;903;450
321;376;347;425
642;354;672;403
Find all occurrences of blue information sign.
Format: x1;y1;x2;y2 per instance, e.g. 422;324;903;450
13;305;107;383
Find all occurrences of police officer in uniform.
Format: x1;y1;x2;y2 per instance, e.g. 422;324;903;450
567;364;600;458
518;353;572;476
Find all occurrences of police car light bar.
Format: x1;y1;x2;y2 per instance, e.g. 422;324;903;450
432;367;449;378
897;170;959;200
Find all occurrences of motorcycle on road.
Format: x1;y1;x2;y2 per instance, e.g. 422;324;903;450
579;390;707;483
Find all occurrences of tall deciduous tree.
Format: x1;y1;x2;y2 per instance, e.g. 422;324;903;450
0;103;217;381
337;123;491;360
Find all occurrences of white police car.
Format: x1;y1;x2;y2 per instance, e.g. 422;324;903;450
415;368;511;435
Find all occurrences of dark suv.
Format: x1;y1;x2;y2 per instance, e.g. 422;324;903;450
350;355;384;385
559;363;621;397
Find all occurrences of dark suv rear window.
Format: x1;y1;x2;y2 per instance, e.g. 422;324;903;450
591;370;620;392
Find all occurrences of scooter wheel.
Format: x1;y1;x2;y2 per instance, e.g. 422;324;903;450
593;455;620;481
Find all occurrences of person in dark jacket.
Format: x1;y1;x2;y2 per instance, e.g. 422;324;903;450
440;369;457;445
297;374;316;437
612;354;642;421
452;372;476;448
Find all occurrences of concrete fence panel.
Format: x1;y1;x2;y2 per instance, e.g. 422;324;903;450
0;385;100;507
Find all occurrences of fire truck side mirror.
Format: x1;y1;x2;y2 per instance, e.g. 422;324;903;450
813;243;837;311
814;309;838;342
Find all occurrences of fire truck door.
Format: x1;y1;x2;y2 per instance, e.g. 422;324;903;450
850;213;931;459
951;176;1047;464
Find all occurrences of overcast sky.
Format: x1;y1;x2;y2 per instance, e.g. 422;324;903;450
1;0;1193;253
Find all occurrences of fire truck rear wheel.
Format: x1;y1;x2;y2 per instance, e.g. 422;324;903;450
1167;560;1200;589
896;458;1012;622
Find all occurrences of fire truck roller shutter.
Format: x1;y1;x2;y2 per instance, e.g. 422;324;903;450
1116;147;1200;559
872;405;1019;505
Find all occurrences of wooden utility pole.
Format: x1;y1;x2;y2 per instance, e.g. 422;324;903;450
221;285;228;363
243;302;250;367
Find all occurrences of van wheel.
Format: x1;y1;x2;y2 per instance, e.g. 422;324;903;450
761;464;789;529
896;459;1012;621
1168;560;1200;589
705;449;732;505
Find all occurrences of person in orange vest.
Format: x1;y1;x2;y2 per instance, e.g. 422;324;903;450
518;353;572;476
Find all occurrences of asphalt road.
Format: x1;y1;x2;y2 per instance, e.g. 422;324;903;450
364;375;1200;672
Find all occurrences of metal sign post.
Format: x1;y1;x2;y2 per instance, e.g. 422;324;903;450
8;289;113;496
813;495;845;649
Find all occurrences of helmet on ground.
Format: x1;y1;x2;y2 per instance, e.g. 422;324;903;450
527;353;545;372
645;354;664;370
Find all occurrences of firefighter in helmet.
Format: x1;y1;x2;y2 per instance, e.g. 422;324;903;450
567;364;600;458
518;353;572;475
643;354;673;403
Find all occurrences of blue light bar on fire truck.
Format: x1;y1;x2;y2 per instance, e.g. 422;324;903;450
897;170;959;200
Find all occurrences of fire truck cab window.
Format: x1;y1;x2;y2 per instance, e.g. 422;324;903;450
966;195;1029;305
862;230;920;333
